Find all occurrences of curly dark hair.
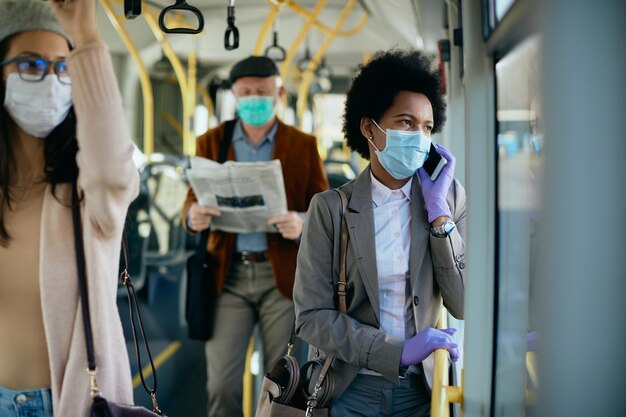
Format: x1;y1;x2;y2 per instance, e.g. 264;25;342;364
342;48;447;159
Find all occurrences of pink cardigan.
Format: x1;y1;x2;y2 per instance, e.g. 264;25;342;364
40;43;138;416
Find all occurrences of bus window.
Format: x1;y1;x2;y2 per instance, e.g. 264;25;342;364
494;35;541;417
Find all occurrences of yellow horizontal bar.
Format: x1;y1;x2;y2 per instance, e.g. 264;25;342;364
132;340;182;389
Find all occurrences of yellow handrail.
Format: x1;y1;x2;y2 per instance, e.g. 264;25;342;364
296;0;359;124
99;0;154;157
186;51;197;155
197;85;214;125
253;2;283;55
431;309;463;417
257;0;368;57
243;337;255;417
279;0;328;80
286;1;368;37
142;6;198;156
161;111;183;137
525;351;538;405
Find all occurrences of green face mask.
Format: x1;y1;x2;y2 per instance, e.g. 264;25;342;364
236;95;275;126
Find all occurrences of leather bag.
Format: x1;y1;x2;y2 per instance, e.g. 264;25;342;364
255;189;349;417
71;182;166;416
185;119;236;341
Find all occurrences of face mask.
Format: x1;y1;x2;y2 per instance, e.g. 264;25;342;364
236;95;275;127
368;119;432;180
4;73;72;138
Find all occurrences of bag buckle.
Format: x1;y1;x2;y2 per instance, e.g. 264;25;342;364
86;368;101;398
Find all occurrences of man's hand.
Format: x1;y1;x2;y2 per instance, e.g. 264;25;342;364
188;202;221;232
267;211;304;241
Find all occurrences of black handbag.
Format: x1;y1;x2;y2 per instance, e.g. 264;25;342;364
185;119;236;341
255;189;349;417
71;182;166;416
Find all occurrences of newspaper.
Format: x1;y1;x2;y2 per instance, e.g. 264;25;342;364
186;157;288;233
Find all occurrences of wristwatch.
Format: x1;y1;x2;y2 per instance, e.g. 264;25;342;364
430;220;456;238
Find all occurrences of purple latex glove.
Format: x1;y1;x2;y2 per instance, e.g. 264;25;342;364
417;144;456;223
400;327;460;366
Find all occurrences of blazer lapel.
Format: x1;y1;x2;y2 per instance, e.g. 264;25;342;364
409;175;431;292
345;167;380;324
272;119;287;162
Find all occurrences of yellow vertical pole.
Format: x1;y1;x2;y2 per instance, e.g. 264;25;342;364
296;0;358;125
243;337;255;417
186;51;197;156
99;0;154;157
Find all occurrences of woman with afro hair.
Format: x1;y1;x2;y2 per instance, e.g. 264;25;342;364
294;48;467;416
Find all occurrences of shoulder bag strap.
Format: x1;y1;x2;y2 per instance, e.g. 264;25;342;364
71;182;98;391
306;188;349;414
120;231;163;413
72;182;164;414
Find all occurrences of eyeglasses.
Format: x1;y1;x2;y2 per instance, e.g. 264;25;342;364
0;55;71;85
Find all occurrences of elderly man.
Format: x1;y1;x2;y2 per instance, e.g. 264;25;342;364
182;55;328;417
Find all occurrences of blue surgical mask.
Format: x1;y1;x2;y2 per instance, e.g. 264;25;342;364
236;95;275;126
368;119;432;180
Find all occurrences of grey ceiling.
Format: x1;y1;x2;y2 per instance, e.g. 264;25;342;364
97;0;447;71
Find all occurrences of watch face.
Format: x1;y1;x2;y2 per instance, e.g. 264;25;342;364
443;221;456;234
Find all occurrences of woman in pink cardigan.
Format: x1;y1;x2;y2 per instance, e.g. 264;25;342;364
0;0;139;415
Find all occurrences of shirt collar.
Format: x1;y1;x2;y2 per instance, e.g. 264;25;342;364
370;172;413;207
233;119;278;147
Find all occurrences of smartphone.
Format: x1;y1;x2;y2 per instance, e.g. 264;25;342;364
423;143;447;181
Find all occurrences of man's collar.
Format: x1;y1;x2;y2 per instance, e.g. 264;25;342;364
233;119;278;145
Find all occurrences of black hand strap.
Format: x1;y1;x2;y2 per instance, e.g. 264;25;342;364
72;182;164;414
305;188;349;414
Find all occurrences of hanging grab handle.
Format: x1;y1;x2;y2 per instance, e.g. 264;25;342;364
224;0;239;50
124;0;141;19
264;22;286;62
159;0;205;35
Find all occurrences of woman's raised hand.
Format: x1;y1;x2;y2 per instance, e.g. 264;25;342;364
50;0;101;47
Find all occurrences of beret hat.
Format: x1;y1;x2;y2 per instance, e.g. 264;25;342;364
0;0;73;48
229;55;279;84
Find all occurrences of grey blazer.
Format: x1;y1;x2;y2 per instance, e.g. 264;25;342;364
293;166;466;399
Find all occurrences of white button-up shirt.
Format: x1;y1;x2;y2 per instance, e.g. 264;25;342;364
360;173;417;376
370;173;416;341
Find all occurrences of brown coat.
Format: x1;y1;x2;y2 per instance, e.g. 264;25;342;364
182;120;329;298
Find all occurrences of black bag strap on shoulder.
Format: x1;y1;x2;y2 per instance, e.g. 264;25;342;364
71;182;165;415
218;119;237;164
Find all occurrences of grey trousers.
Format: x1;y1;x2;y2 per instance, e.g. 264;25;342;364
205;259;294;417
330;373;431;417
